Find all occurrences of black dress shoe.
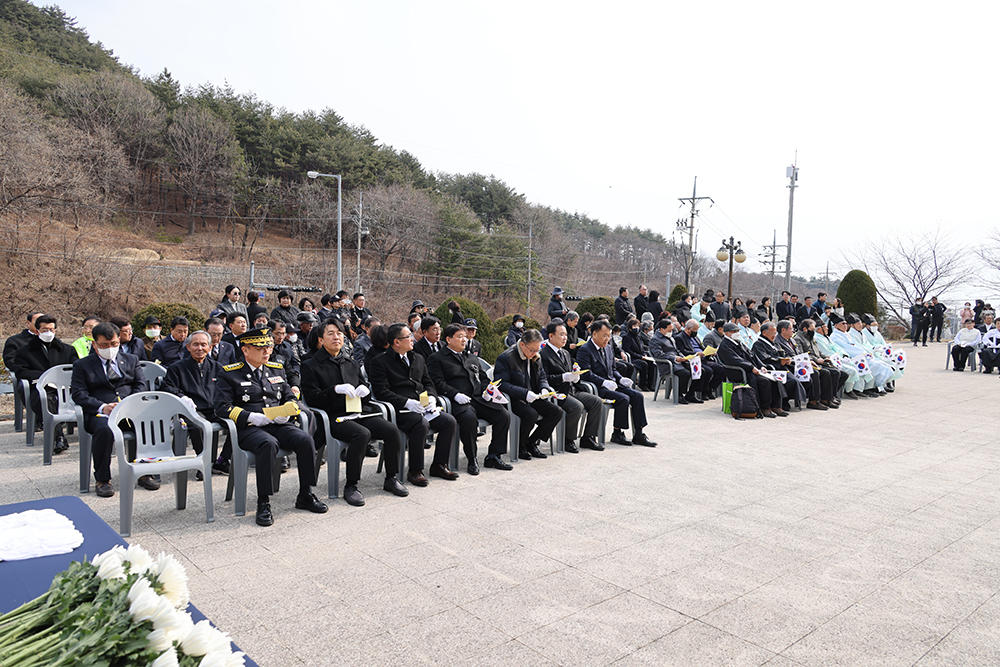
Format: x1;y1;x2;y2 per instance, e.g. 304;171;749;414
580;437;604;451
95;481;114;498
430;463;459;480
280;456;291;472
762;410;777;418
340;448;349;462
53;435;69;454
467;459;480;475
484;455;513;470
677;397;690;405
343;485;365;507
565;441;579;453
527;445;548;459
212;458;230;475
843;391;859;400
685;395;704;404
384;476;409;496
807;401;829;411
610;430;631;446
256;499;274;526
407;470;429;486
137;475;160;491
195;470;204;481
517;449;532;460
632;432;657;447
774;409;789;417
366;444;379;457
295;492;329;513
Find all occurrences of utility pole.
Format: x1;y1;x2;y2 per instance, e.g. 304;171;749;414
761;229;787;312
784;158;799;292
677;177;713;294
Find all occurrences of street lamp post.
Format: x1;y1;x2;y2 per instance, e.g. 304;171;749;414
356;191;368;294
716;236;747;304
307;170;342;291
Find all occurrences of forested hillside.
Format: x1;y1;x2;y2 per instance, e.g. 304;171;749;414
0;0;810;325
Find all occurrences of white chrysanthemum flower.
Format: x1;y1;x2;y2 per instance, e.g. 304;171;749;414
223;652;246;667
205;626;233;656
154;553;190;609
128;579;161;621
150;597;189;638
180;620;215;657
197;651;231;667
124;544;153;574
150;647;179;667
146;628;172;653
92;545;127;578
172;609;194;643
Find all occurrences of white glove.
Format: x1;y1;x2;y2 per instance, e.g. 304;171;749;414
561;372;576;383
620;377;634;388
334;384;356;397
455;393;471;405
273;415;290;424
179;395;197;413
602;379;618;391
526;391;540;403
425;395;437;408
354;385;370;398
247;412;272;427
404;398;424;413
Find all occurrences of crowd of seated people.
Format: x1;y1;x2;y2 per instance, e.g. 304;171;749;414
4;282;931;527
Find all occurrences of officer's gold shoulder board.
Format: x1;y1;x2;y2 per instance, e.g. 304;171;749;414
265;361;284;369
223;362;245;372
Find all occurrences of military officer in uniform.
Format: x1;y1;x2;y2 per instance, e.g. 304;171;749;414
214;327;327;526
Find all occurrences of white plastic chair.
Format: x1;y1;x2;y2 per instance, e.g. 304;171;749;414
139;361;169;391
32;365;87;469
109;392;214;537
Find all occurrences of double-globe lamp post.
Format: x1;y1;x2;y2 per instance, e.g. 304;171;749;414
716;236;747;305
306;171;343;291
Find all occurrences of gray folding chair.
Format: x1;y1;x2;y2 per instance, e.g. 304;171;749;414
32;365;87;467
109;392;214;537
579;381;614;445
651;362;680;404
139;361;169;391
12;371;28;433
302;402;348;501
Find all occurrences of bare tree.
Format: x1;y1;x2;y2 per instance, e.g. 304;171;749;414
975;227;1000;293
850;227;969;323
167;106;237;235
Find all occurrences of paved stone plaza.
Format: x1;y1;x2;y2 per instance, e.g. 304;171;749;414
1;344;997;666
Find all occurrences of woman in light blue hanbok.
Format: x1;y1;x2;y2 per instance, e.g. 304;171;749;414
860;314;904;384
841;313;893;393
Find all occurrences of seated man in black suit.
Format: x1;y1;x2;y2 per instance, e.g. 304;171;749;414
201;317;237;365
752;321;801;410
11;314;77;452
214;327;327;526
300;318;408;506
428;323;513;472
222;312;248;357
413;316;443;359
717;323;785;418
150;316;189;368
3;311;43;371
576;320;657;447
368;323;459;486
110;316;146;361
540;321;604;451
792;319;843;410
648;319;701;404
70;321;157;497
161;330;222;480
621;319;654;392
674;319;723;399
494;328;564;459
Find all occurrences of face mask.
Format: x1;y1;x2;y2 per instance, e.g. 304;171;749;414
145;329;160;338
39;331;56;343
96;346;119;361
288;334;298;343
515;321;524;329
870;325;879;331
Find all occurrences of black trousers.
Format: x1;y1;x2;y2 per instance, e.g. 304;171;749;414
980;348;999;372
453;402;510;459
913;321;929;345
597;384;648;431
952;346;974;370
85;415;135;483
236;422;316;498
702;361;725;391
325;415;401;485
28;383;60;432
930;319;944;342
510;397;563;448
746;374;782;410
559;391;602;442
631;359;653;390
397;411;457;472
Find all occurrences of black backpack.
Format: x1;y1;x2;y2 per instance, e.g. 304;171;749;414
730;385;761;420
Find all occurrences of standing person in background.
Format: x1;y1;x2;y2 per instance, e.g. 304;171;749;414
548;287;569;322
647;290;664;322
217;285;247;320
71;316;100;359
929;296;948;342
973;300;985;326
909;299;925;342
832;298;846;318
615;287;635;325
776;291;794;321
246;291;267;324
634;285;649;320
912;301;930;347
270;290;301;325
959;302;974;325
447;300;465;325
709;291;731;323
505;314;526;346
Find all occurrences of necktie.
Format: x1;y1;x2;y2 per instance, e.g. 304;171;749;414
212;346;219;360
106;360;120;382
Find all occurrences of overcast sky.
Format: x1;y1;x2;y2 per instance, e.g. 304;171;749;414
45;0;1000;300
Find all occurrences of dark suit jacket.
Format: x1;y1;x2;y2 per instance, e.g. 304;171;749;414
775;300;795;320
539;343;581;394
494;345;551;400
162;356;221;413
368;349;437;412
622;329;646;359
11;337;77;381
300;347;375;417
3;329;33;369
673;330;704;357
427;347;501;412
575;339;622;384
717;336;760;381
752;336;786;370
709;301;731;322
120;337;147;361
615;296;634;325
71;352;145;417
649;331;682;371
413;337;442;360
150;337;185;367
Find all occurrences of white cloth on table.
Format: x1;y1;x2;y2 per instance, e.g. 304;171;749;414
0;509;84;561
